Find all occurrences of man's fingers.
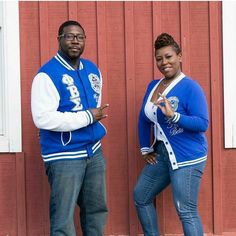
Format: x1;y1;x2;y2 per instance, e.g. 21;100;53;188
101;114;108;119
100;104;109;110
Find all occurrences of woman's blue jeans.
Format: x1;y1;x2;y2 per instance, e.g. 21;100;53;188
133;142;206;236
45;148;108;236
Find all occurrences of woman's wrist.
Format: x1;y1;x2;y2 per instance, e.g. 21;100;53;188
167;112;175;119
168;112;180;123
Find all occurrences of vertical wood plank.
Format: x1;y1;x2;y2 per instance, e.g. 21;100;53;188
151;2;166;234
180;1;191;76
152;1;162;79
124;2;139;235
96;2;111;234
39;2;50;65
209;2;223;234
68;2;78;21
16;153;26;236
96;2;108;104
39;3;51;235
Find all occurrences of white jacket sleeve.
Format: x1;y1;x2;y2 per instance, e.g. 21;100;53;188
31;72;94;132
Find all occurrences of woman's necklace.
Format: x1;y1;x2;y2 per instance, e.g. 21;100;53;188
161;72;181;87
162;79;171;87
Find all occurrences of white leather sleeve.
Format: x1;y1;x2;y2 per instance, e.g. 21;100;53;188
31;72;94;132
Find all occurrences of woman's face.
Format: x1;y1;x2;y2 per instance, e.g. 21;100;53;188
155;45;182;79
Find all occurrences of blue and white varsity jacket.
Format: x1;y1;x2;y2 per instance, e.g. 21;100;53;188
138;73;209;170
31;52;106;162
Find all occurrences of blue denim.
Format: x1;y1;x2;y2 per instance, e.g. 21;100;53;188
133;142;206;236
45;148;107;236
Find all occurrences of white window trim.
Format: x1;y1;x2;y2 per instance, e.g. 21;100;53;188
0;1;22;152
223;1;236;148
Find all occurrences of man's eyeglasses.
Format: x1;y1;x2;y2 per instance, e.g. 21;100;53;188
59;33;86;42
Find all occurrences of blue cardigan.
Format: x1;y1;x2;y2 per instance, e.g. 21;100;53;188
138;73;209;169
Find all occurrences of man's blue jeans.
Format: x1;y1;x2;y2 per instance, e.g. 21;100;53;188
45;148;107;236
133;142;206;236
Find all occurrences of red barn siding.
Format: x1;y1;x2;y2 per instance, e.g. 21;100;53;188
0;1;235;235
0;154;26;235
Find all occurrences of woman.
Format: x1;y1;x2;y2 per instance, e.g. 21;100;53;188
133;33;209;236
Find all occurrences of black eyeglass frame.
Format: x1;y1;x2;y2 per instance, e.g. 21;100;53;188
58;33;86;42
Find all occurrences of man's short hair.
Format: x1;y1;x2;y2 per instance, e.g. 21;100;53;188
58;20;85;36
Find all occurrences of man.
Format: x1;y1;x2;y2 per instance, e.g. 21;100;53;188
31;20;109;236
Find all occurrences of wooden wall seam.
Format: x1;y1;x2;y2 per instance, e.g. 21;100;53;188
209;1;223;234
152;1;162;80
39;3;51;235
152;2;166;234
180;1;191;76
124;2;139;235
39;2;49;65
16;153;26;236
96;2;111;234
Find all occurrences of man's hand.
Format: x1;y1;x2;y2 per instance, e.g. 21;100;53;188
90;104;109;122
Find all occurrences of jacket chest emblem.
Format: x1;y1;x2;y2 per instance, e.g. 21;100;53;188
88;73;101;94
168;96;179;111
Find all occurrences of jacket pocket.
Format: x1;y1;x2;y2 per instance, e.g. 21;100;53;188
61;131;72;146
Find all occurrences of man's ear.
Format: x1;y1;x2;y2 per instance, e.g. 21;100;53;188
178;52;182;62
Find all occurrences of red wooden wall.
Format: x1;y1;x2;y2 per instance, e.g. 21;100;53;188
0;1;236;235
